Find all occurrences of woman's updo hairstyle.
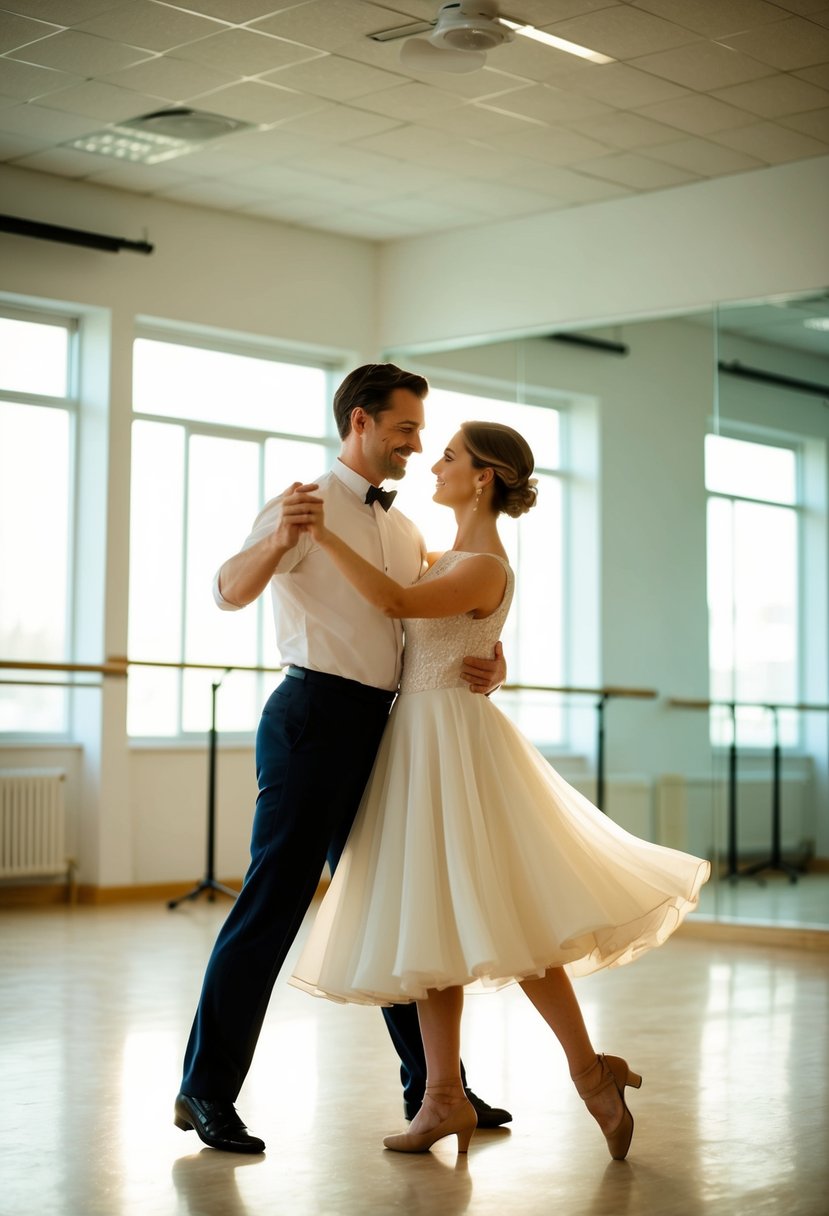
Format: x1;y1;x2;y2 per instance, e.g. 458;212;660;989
460;421;538;518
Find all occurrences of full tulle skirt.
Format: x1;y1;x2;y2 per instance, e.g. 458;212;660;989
290;687;710;1006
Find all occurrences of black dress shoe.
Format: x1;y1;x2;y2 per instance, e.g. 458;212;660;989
174;1093;265;1153
404;1089;513;1128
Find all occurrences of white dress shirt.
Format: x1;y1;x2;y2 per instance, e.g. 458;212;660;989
213;459;426;692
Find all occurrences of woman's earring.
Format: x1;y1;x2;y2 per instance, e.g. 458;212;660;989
473;486;482;512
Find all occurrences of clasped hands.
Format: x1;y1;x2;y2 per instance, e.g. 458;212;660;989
275;481;506;695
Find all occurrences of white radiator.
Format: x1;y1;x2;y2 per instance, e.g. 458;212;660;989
0;768;67;879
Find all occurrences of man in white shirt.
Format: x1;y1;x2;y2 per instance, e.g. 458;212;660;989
175;365;510;1153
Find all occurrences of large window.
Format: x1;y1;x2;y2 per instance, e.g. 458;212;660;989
0;310;76;736
128;334;336;737
396;385;564;743
706;433;800;748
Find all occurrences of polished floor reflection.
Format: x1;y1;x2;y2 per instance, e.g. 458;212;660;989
1;900;826;1216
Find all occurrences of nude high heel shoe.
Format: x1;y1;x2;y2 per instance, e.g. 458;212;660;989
572;1053;643;1161
383;1085;477;1154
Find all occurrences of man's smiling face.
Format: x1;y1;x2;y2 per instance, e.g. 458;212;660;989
362;388;425;483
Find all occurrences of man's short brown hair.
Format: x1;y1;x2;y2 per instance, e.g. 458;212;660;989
333;363;428;439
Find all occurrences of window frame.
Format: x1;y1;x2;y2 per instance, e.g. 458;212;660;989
705;426;804;753
128;326;342;743
0;304;79;743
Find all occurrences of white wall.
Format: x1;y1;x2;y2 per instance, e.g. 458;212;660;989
377;157;829;353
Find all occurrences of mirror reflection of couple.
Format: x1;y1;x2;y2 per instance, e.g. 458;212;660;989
174;364;709;1167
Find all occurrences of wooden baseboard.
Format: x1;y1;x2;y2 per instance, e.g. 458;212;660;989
678;917;829;951
0;874;332;908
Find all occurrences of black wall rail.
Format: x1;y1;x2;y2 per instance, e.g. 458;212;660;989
718;359;829;401
0;214;153;255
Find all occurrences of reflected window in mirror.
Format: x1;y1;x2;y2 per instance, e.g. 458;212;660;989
705;433;800;749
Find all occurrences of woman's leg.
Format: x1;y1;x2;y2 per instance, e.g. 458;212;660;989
407;985;468;1136
519;967;623;1134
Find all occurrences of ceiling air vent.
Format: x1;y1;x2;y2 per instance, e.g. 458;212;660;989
65;108;254;165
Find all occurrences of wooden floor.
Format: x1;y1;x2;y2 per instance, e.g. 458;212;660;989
1;898;827;1216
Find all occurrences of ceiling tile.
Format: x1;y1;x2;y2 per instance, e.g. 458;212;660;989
262;53;405;102
807;9;829;28
6;29;153;74
628;41;776;89
74;2;222;52
0;128;47;156
0;57;82;98
717;16;829;70
84;160;196;191
566;109;687;148
307;210;412;240
778;105;829;138
274;102;402;142
416;103;542;140
152;0;302;21
364;195;481;228
421;177;556;219
543;6;701;60
628;0;787;39
155;145;261;177
100;54;237;102
251;1;407;52
710;118;829;161
793;62;829;87
0;11;59;54
760;0;826;11
172;28;325;75
242;195;344;223
573;149;699;187
477;82;613;124
633;92;762;134
553;61;691;106
228;161;342;195
711;73;829;116
486;126;615;165
0;98;99;138
0;90;19;108
352;81;466;122
643;134;765;173
214;125;328;160
159;177;273;209
291;143;413;180
0;1;123;22
37;78;165;120
483;35;598;83
397;65;535;101
511;0;627;19
506;162;633;200
187;80;326;125
10;143;114;173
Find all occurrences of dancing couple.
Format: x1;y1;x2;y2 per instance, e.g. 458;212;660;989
174;364;709;1164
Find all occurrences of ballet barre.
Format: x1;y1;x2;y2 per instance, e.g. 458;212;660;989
501;682;659;813
667;697;829;883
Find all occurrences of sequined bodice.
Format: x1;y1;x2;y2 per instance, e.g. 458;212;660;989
399;552;514;694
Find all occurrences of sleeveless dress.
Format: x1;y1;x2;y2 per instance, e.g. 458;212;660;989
290;551;710;1006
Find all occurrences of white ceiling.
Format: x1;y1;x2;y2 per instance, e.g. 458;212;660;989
1;0;828;241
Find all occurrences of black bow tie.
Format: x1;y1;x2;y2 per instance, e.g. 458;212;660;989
365;485;397;512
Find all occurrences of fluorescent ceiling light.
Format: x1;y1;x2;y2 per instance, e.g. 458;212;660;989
501;20;614;64
803;317;829;331
64;109;253;165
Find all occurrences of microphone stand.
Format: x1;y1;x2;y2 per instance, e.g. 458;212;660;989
168;668;240;908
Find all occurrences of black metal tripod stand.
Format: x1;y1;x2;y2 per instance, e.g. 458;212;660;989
168;668;240;909
738;705;801;885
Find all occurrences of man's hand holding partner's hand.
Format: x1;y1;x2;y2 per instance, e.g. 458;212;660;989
275;482;323;549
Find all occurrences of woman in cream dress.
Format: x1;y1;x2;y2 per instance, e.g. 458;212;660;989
289;421;709;1162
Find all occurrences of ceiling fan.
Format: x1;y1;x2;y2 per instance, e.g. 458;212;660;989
369;1;613;75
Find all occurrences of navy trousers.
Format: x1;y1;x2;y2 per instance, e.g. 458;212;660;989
180;671;464;1107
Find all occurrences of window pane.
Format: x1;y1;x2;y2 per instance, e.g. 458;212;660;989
0;317;69;397
127;421;185;737
133;339;328;435
0;401;69;732
264;437;330;496
707;495;798;748
396;394;563;745
705;434;796;504
182;434;260;732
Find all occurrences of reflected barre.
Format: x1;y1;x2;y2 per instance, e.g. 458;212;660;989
502;682;659;813
667;697;829;885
